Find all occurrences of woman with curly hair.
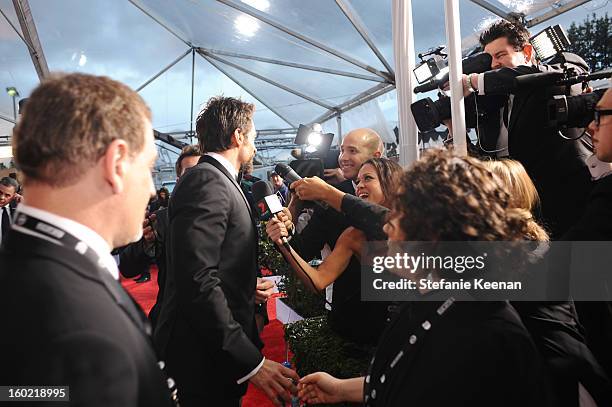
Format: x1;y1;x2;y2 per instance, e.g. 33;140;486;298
297;149;549;407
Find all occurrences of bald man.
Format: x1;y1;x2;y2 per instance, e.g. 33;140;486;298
282;128;389;345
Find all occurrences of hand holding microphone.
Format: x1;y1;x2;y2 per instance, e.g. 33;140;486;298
252;180;292;248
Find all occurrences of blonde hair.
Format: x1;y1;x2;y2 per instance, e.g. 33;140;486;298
483;159;549;241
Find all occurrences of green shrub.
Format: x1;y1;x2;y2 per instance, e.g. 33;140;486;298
258;223;325;318
285;315;373;379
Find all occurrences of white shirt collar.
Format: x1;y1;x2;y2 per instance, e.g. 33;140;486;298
14;204;119;280
586;154;612;181
205;152;239;179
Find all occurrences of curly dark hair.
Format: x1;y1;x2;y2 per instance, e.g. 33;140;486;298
361;158;403;208
479;19;531;51
392;149;530;242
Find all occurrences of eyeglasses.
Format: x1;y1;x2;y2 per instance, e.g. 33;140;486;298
594;109;612;128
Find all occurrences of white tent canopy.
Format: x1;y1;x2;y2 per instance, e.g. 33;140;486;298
0;0;606;168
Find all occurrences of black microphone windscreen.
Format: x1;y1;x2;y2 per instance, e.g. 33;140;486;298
275;163;302;184
252;180;275;202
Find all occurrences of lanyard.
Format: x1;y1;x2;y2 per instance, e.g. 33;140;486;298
12;212;180;406
364;297;456;406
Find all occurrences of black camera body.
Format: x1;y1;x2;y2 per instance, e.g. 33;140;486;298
547;89;606;129
411;51;610;134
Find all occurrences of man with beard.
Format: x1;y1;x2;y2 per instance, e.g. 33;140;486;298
154;97;298;406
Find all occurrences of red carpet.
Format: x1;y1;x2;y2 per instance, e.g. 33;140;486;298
122;267;287;407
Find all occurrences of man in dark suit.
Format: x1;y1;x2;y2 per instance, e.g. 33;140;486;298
0;176;18;246
119;144;202;328
564;87;612;378
284;128;390;345
446;20;592;238
0;73;174;406
154;96;298;406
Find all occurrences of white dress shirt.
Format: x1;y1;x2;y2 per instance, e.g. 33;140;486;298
205;152;239;180
12;204;119;280
587;154;612;180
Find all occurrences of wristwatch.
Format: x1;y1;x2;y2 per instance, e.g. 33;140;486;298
466;73;478;93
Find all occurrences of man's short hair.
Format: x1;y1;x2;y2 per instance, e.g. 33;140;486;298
196;96;254;154
0;176;18;191
479;20;531;50
175;144;201;175
12;73;151;187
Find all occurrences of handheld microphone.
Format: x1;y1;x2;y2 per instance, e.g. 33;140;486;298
274;163;329;209
251;180;284;221
274;163;301;185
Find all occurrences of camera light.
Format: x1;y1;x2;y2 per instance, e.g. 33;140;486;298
414;62;434;84
307;132;322;146
530;25;570;61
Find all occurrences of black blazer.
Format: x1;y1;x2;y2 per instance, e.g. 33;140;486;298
153;155;262;402
477;65;592;238
118;207;169;329
290;180;389;344
563;174;612;379
0;229;173;407
365;300;550;406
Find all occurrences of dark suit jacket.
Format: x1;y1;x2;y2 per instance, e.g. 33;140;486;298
563;174;612;379
477;65;592;238
153;155;262;403
118;207;169;329
290;180;388;345
365;300;550;406
340;194;389;241
0;229;173;407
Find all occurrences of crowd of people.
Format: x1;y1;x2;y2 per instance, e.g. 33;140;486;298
0;18;611;407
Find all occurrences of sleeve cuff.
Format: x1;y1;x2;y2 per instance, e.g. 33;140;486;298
477;73;485;95
341;194;359;213
237;357;265;384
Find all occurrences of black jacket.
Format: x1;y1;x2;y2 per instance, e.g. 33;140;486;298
365;299;550;406
563;174;612;379
0;228;173;407
341;193;612;405
118;207;169;329
153;155;262;404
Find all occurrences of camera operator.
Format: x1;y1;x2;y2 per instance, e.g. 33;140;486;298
444;20;592;239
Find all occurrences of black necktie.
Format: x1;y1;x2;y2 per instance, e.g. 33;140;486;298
502;98;510;129
1;207;11;245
